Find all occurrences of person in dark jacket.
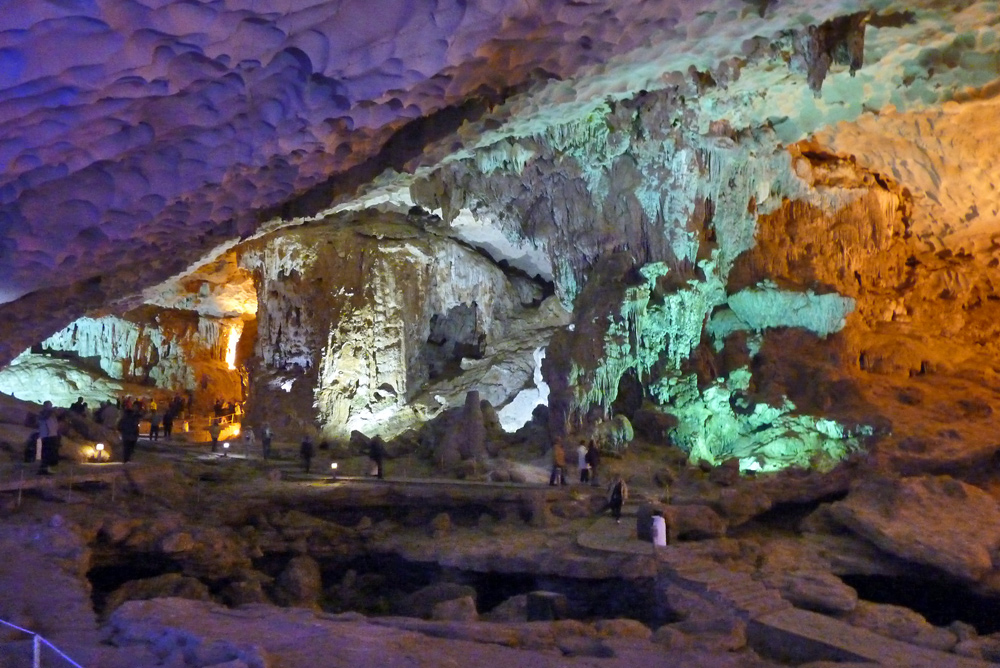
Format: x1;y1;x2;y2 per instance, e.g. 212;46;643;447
261;423;273;460
369;437;386;479
162;409;175;439
300;436;315;473
118;409;141;463
208;419;222;453
69;397;87;416
585;440;601;487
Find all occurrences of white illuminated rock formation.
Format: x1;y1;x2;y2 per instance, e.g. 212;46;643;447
239;212;561;438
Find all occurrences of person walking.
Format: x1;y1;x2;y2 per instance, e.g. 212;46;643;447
549;437;567;486
300;436;315;473
606;474;628;523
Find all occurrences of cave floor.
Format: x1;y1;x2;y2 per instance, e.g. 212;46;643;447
4;437;999;668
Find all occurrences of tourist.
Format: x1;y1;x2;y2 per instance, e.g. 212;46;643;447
577;440;589;483
36;400;61;475
549;437;567;486
243;426;255;458
99;401;119;428
69;396;87;416
606;474;628;523
369;437;386;479
586;440;601;487
149;410;162;441
208;419;222;453
261;423;273;460
300;436;315;473
118;409;141;463
162;409;175;439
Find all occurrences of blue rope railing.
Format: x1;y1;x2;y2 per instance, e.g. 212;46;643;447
0;618;84;668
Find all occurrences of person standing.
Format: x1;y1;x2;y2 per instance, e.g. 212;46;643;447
118;409;141;463
300;436;315;473
369;437;386;479
208;419;222;453
549;437;567;486
69;397;87;416
261;423;273;460
36;401;61;475
243;426;255;458
586;440;601;487
162;409;174;440
149;410;162;441
577;440;589;483
606;474;628;523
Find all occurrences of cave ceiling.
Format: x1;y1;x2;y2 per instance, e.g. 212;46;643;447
2;0;1000;432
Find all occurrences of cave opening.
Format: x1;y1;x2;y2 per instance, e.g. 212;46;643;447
425;303;486;380
315;552;664;624
87;553;185;617
841;574;1000;635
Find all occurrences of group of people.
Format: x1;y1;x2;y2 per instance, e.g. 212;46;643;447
30;396;628;524
550;436;628;523
298;434;386;477
212;398;243;422
549;437;602;486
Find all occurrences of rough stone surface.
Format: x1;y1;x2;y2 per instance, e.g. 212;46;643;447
842;601;958;653
273;555;323;609
397;583;478;620
762;570;858;614
827;475;1000;583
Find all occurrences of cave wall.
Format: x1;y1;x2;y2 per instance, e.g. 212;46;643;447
0;307;244;408
409;84;918;470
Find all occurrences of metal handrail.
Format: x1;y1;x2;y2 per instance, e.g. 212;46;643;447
0;618;84;667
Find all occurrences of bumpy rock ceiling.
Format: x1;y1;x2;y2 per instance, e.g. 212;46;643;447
2;0;1000;469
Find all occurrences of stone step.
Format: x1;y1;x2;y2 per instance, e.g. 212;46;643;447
751;608;995;668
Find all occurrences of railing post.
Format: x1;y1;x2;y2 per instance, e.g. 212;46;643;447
33;633;41;668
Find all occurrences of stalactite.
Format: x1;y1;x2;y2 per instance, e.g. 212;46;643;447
474;140;536;175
